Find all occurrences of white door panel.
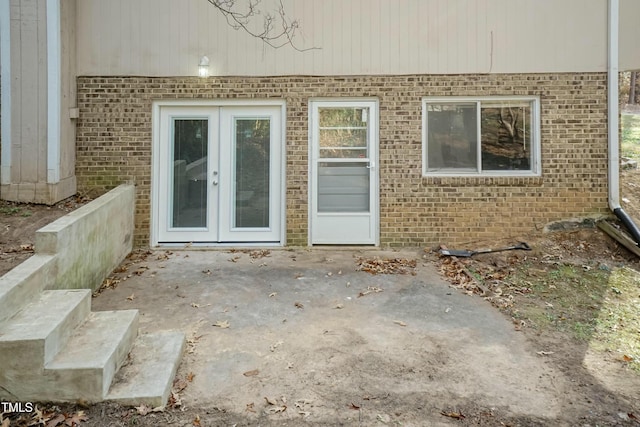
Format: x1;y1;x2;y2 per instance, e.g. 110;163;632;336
157;107;219;243
219;107;282;242
310;101;379;245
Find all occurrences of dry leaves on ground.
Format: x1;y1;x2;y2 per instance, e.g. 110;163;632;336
356;257;417;275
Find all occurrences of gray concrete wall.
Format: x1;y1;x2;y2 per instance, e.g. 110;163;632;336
36;184;134;291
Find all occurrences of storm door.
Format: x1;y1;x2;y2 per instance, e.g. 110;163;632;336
156;105;282;244
309;100;379;245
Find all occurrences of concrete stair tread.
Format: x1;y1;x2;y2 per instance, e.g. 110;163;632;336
46;310;138;370
107;331;185;407
0;255;57;323
0;289;90;342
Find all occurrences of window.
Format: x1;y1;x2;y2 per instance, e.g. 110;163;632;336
422;97;540;176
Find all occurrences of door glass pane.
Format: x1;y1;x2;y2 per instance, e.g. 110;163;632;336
319;107;368;159
171;119;208;228
235;118;270;228
318;162;369;213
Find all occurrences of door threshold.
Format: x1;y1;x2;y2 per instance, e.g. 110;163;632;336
154;242;284;249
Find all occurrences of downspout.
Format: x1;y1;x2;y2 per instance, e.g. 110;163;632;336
608;0;640;244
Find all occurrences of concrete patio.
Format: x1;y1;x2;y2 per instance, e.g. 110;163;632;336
91;247;565;425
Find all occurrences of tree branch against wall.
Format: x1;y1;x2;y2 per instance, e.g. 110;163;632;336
206;0;319;52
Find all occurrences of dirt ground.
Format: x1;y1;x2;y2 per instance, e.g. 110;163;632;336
1;176;640;425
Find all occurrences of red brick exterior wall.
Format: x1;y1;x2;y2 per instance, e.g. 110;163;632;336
75;73;609;247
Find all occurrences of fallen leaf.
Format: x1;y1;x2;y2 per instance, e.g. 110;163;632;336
264;406;287;415
536;351;554;356
356;257;417;275
269;292;277;298
186;371;196;382
623;355;634;362
192;414;201;426
202;269;211;275
46;414;66;427
349;402;361;410
294;302;304;309
191;303;200;308
440;410;465;420
126;293;135;301
213;320;230;328
264;396;278;406
393;320;407;327
250;249;271;259
246;402;256;413
295;399;313;408
358;286;384;297
135;404;151;416
243;369;259;377
335;303;344;309
64;411;88;426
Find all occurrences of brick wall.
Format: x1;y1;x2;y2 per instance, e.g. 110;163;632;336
76;73;610;247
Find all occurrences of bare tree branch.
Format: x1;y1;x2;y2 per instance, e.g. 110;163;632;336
206;0;319;52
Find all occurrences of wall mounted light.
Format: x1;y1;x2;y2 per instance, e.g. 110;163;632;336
198;56;210;78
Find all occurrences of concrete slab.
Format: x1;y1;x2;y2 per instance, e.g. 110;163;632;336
92;248;567;424
107;331;186;407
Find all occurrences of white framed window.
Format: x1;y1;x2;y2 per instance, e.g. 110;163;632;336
422;96;541;176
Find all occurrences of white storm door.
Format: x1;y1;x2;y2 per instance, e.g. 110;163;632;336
157;107;219;243
218;106;282;242
310;101;379;245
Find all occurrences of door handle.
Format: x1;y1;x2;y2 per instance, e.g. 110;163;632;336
366;161;375;169
212;180;218;185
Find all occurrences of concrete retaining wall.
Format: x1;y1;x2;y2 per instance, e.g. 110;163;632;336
36;184;135;291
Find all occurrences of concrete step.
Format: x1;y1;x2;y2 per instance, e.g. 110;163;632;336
45;310;139;402
0;289;91;370
107;331;186;407
0;254;57;323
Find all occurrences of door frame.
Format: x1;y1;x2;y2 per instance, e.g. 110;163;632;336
308;98;380;246
151;99;287;247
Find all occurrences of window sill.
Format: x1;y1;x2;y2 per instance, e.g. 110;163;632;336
421;174;543;187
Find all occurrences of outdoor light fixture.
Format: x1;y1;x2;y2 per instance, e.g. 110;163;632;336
198;56;210;78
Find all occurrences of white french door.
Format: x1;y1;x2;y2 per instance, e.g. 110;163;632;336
309;100;379;245
155;104;282;244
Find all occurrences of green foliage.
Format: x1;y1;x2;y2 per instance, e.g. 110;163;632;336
621;114;640;159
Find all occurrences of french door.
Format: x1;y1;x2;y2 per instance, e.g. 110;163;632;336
155;105;282;244
309;100;379;245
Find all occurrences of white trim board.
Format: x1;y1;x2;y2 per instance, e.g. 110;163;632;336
0;0;11;185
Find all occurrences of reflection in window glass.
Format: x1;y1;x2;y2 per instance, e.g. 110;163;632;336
171;119;208;228
426;104;477;171
424;99;536;174
235;118;270;228
481;102;532;171
319;107;369;159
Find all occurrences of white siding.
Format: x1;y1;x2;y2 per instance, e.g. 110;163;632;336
620;0;640;71
76;0;627;76
9;0;48;183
